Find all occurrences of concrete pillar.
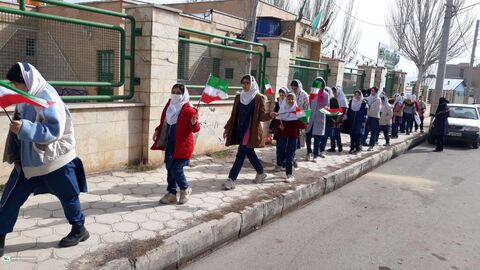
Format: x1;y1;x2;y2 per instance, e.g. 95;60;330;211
374;67;387;89
393;71;407;93
257;37;293;101
310;42;322;62
358;65;376;88
126;5;181;165
322;57;345;87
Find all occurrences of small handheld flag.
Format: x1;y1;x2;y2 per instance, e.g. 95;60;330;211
309;80;322;102
200;75;229;104
264;79;274;95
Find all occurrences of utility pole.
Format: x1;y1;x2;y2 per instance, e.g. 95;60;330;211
245;0;260;75
464;19;479;104
431;0;454;115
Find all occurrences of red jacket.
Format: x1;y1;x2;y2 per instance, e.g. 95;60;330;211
274;119;307;138
150;101;200;159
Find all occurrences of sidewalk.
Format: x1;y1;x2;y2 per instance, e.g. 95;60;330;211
0;130;427;270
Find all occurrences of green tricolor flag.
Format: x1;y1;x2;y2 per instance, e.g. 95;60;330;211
200;75;229;104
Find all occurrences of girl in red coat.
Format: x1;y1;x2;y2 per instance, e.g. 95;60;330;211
151;84;200;204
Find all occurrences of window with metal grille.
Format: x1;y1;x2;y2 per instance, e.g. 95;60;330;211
26;38;35;56
213;58;220;77
225;68;234;79
251;69;257;79
178;37;187;80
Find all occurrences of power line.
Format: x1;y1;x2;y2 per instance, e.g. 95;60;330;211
454;13;473;60
456;1;480;12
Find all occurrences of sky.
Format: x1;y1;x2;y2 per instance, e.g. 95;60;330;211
72;0;480;82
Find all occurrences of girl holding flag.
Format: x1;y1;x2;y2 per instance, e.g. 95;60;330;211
268;87;288;169
305;77;330;162
151;84;200;205
0;63;89;254
275;92;306;183
222;75;277;190
347;90;368;154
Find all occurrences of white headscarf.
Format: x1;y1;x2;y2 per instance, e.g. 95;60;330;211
240;75;259;105
366;88;381;106
278;93;298;121
412;94;417;101
18;62;48;96
166;86;190;125
325;86;333;100
278;86;289;102
334;85;348;108
381;94;391;108
351;91;364;112
394;94;403;105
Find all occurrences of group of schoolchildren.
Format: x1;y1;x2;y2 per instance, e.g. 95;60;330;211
150;75;429;206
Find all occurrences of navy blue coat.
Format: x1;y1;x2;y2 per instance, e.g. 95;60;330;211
346;100;368;135
431;103;449;136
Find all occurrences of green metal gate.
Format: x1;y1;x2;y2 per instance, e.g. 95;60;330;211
177;27;268;98
384;71;395;97
0;0;136;102
288;58;329;90
342;67;365;97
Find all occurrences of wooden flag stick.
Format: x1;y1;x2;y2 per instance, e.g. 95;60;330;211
2;107;13;123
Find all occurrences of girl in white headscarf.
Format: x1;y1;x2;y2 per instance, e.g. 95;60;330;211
274;92;306;183
223;75;277;190
269;87;288;170
346;90;368;154
379;95;393;146
392;94;404;138
152;84;200;205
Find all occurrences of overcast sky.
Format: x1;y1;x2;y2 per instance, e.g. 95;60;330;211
73;0;480;82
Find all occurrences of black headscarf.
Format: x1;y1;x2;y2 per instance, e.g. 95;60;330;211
436;97;449;115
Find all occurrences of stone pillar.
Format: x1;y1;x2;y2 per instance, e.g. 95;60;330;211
358;65;376;88
374;67;387;89
257;37;293;101
322;57;345;87
126;5;181;165
393;71;407;93
310;41;322;62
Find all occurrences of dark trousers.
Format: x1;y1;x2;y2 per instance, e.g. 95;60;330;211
415;116;425;131
166;159;189;194
0;163;85;234
350;133;362;152
392;116;402;137
400;117;406;133
228;145;264;181
277;137;297;176
404;113;414;134
363;117;380;147
330;128;342;150
381;125;390;144
306;131;322;157
433;134;445;151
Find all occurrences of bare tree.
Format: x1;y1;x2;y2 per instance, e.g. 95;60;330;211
334;0;361;62
387;0;474;95
304;0;336;34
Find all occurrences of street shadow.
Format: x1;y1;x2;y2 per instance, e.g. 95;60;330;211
4;240;58;253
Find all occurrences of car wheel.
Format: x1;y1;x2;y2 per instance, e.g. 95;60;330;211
473;141;479;149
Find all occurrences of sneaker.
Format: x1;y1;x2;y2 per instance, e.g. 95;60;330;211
312;157;319;163
338;148;343;152
0;234;5;256
275;164;283;171
253;173;267;184
159;193;177;204
367;146;374;151
285;175;295;183
223;179;236;190
383;143;390;146
178;187;192;205
59;226;90;248
304;153;312;161
318;152;326;158
327;148;336;152
293;159;298;168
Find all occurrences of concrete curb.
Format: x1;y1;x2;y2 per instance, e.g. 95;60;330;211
97;134;426;270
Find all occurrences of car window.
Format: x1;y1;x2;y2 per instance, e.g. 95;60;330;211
448;106;479;120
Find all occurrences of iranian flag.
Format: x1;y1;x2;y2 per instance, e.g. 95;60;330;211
296;107;311;124
319;108;343;116
200;75;229;104
0;84;54;109
309;80;322;102
264;79;273;95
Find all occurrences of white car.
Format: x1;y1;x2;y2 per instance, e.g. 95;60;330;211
428;104;480;149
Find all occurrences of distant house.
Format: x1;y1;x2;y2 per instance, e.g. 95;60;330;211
425;78;466;103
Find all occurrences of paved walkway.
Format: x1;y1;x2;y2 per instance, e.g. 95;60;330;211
0;130;427;270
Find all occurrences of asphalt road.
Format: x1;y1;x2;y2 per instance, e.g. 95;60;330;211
184;142;480;270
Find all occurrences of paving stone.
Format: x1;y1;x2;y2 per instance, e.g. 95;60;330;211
87;223;112;234
203;197;223;204
122;212;148;223
102;232;128;243
109;186;133;195
124;176;144;183
149;212;172;222
13;218;37;230
141;220;165;231
36;259;67;270
52;209;65;218
83;208;105;216
0;261;35;270
172;211;193;220
132;230;156;240
3;235;36;253
23;208;51;219
131;186;153;195
17;248;53;262
54;244;88;259
40;201;63;211
165;219;186;230
22;227;53;239
112;222;138;232
100;194;124;202
105;207;132;214
90;201;115;209
95;214;122;225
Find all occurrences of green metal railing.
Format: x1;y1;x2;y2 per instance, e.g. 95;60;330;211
0;0;136;102
384;71;396;97
178;27;268;99
288;58;329;90
342;67;365;96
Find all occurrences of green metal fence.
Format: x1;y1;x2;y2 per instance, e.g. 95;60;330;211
0;0;136;102
178;27;268;98
342;67;365;97
288;58;329;90
384;71;395;97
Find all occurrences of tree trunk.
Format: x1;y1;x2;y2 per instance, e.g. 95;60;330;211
414;66;425;97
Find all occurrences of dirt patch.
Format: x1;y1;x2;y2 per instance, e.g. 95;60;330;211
206;149;234;159
126;163;156;173
69;235;164;270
